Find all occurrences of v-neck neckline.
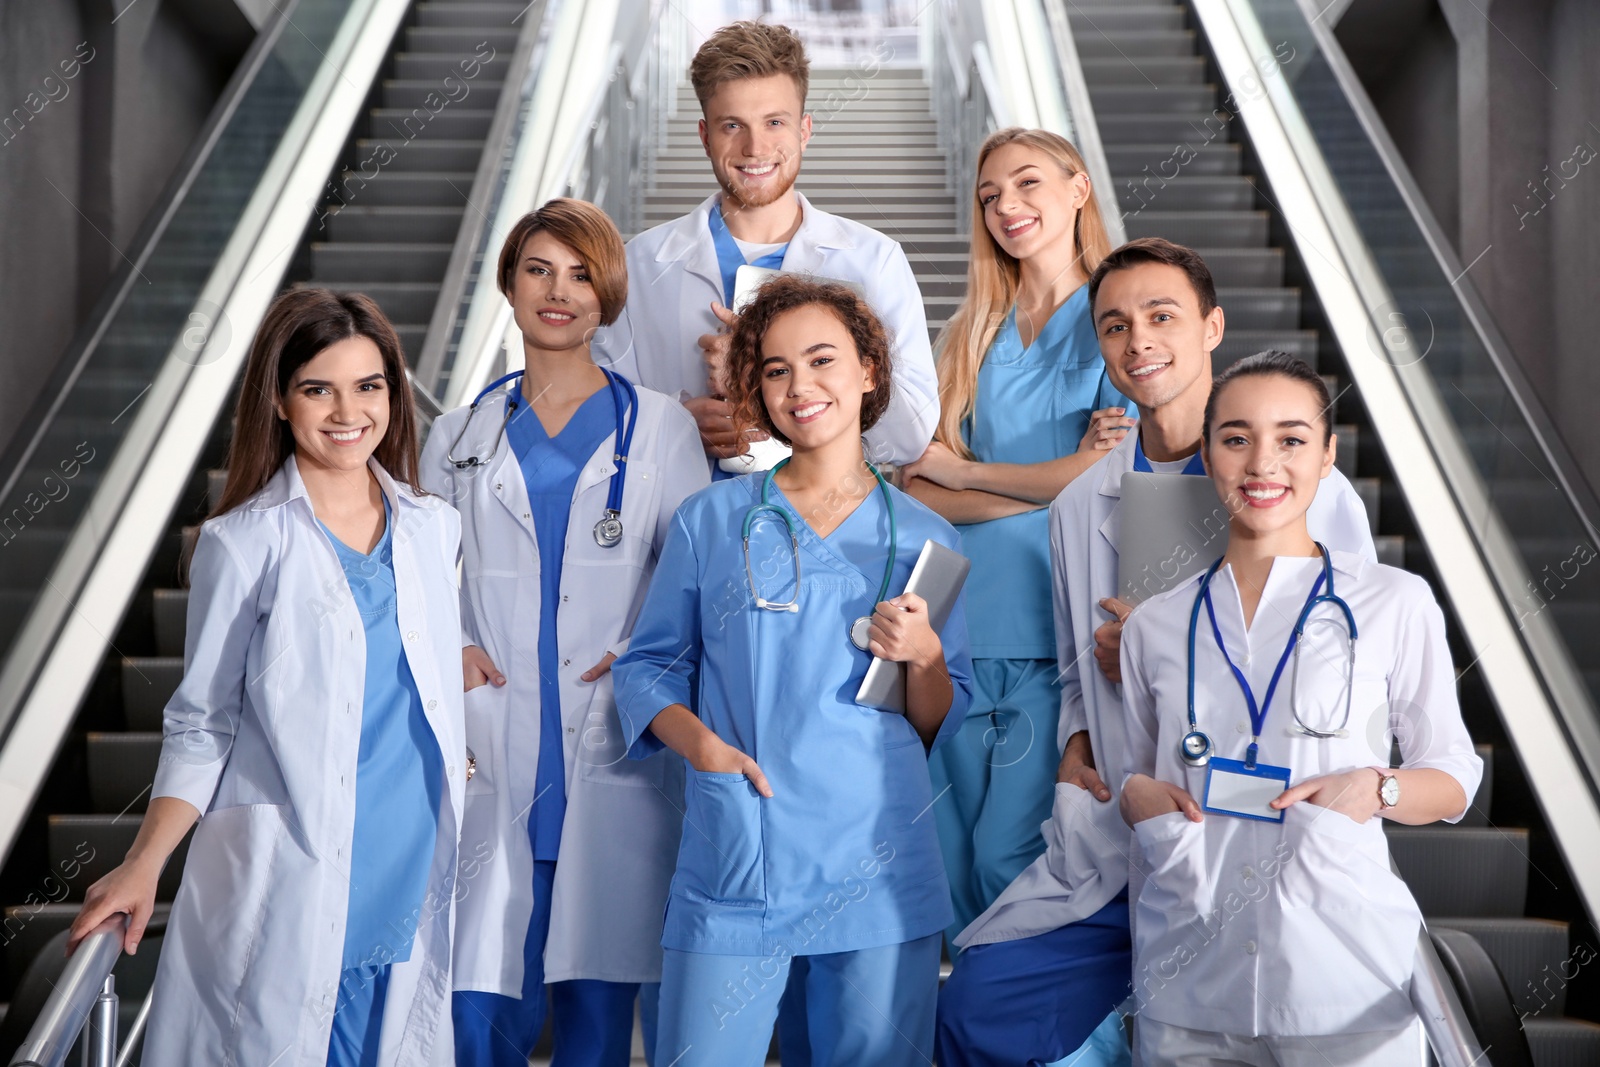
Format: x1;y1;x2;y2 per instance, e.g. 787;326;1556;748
516;384;611;444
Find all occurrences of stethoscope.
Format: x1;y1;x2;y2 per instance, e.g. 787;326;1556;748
1180;543;1359;768
743;457;897;652
446;366;639;548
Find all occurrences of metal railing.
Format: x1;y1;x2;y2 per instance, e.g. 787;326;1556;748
429;0;685;409
8;916;127;1067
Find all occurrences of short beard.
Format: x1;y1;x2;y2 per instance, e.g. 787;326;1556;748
717;157;800;212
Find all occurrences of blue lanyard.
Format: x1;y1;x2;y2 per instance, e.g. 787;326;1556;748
709;201;788;307
1201;565;1326;768
1132;435;1206;476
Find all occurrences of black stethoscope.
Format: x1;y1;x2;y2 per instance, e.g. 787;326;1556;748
1181;544;1359;769
446;367;639;548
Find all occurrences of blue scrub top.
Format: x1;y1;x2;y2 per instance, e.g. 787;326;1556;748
505;386;617;860
320;499;444;971
957;286;1130;659
614;475;976;957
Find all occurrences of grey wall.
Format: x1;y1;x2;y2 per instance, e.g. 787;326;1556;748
0;0;253;459
1337;0;1600;499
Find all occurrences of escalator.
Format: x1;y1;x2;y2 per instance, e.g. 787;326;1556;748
1060;1;1600;1060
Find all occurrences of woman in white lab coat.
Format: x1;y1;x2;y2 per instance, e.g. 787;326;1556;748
420;199;708;1067
1119;352;1482;1065
68;289;466;1066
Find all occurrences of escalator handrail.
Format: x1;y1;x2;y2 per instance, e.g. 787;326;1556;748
1186;0;1600;920
1039;0;1127;246
0;0;415;863
7;914;124;1067
0;2;297;507
412;0;554;395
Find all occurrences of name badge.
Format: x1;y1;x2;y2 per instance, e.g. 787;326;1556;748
1203;757;1292;822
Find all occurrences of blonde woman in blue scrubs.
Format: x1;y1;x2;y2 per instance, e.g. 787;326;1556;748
904;128;1132;927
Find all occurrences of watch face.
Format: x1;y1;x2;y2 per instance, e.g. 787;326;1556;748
1380;775;1401;807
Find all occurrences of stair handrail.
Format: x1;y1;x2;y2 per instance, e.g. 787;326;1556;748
0;0;416;865
411;0;556;395
1038;0;1127;245
7;914;125;1067
1412;924;1490;1067
435;0;679;410
1186;0;1600;921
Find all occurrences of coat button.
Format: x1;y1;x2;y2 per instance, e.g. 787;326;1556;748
447;764;456;778
524;512;531;519
562;658;571;666
562;595;569;602
428;700;438;711
1242;866;1256;880
407;631;418;641
1244;940;1257;955
495;483;503;491
567;727;575;734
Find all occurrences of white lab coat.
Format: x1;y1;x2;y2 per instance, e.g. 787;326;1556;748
590;191;939;465
955;431;1376;948
1121;551;1482;1036
420;384;709;990
145;456;465;1066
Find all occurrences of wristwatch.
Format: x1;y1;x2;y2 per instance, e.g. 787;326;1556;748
1374;768;1400;810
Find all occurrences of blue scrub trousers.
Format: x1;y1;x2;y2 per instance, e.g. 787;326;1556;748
929;658;1062;939
654;935;940;1067
328;966;390;1066
453;861;652;1066
936;894;1133;1067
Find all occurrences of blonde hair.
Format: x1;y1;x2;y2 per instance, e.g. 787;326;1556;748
689;21;809;111
934;128;1114;458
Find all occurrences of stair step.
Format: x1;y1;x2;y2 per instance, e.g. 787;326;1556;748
121;658;184;732
392;52;510;82
1214;329;1317;368
368;107;494;141
1187;248;1283;288
1098;114;1237;145
1124;210;1269;247
289;281;438;325
353;137;483;172
86;733;161;814
310;242;453;282
153;589;188;658
1386;825;1529;917
381;79;502;110
413;2;530;28
1091;85;1219;115
1082;56;1207;85
1107;142;1241;176
324;171;477;208
1073;30;1199;59
1522;1017;1600;1067
403;26;521;54
1067;5;1189;33
1117;175;1255;213
48;815;191;902
1210;287;1301;331
1433;917;1572;1017
324;206;466;243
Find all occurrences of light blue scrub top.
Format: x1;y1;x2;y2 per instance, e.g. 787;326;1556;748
614;475;976;957
957;286;1131;659
708;201;789;483
320;499;444;971
505;387;617;860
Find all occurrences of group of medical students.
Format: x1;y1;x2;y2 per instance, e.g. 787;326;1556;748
62;18;1483;1067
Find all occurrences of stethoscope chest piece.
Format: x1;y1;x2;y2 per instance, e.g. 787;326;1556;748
593;510;623;548
849;615;874;652
1180;729;1213;767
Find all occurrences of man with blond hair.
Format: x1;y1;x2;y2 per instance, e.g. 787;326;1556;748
594;21;938;475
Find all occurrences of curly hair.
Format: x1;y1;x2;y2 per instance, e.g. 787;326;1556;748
725;275;894;448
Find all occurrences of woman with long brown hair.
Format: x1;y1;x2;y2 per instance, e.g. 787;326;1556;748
68;288;466;1065
902;128;1134;950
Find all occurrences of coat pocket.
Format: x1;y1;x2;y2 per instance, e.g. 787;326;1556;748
575;672;667;790
462;683;502;796
677;771;765;907
174;804;287;996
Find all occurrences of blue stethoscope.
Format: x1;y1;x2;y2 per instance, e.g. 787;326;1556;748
1181;543;1359;768
447;367;639;548
743;457;897;652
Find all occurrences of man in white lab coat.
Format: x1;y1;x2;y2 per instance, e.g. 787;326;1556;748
935;239;1377;1065
590;21;938;473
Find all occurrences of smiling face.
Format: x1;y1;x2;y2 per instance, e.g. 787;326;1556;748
508;229;605;351
978;141;1090;264
1203;372;1336;538
699;74;811;211
1094;261;1223;412
278;335;390;476
757;303;876;451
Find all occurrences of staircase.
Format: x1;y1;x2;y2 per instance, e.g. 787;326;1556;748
1068;3;1600;1061
0;1;528;1054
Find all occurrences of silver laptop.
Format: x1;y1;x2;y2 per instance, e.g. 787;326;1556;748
1116;471;1233;604
856;539;972;713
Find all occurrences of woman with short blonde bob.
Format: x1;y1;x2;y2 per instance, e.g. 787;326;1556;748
422;198;707;1066
904;128;1134;944
70;289;466;1065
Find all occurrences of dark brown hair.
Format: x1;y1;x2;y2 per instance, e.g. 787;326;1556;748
725;275;893;447
496;198;628;326
210;288;421;518
689;21;809;111
1087;236;1218;319
1203;350;1333;444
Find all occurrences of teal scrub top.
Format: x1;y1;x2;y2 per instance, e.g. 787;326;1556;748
614;476;975;957
321;499;444;972
957;286;1130;659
